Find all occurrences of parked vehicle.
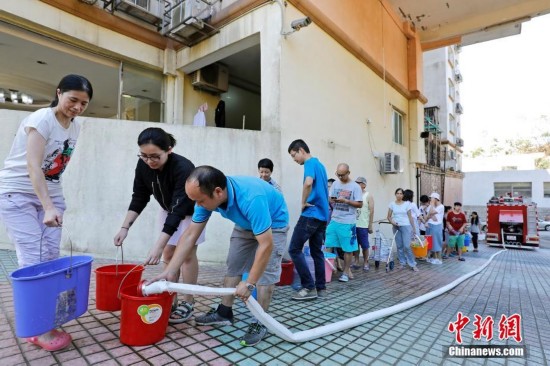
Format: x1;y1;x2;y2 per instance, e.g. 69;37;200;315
486;198;539;248
537;219;550;231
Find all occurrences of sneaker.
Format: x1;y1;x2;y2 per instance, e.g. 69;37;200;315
458;257;465;261
412;266;419;272
473;249;479;252
240;322;268;347
317;289;328;298
363;265;370;272
442;255;448;259
432;259;443;265
195;308;233;326
449;253;456;257
351;264;361;270
426;258;434;264
291;288;318;301
338;274;349;282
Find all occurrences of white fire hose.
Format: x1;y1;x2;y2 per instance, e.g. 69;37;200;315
141;249;505;343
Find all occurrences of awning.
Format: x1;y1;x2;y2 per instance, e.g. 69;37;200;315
499;210;524;223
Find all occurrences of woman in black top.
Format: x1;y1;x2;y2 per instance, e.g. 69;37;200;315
114;127;205;323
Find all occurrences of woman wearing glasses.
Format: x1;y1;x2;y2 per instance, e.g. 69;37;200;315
0;74;93;351
113;127;205;324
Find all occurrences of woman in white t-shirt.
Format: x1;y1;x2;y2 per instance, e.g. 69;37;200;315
387;188;418;272
0;75;93;352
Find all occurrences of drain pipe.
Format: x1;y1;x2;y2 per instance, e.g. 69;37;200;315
141;249;506;343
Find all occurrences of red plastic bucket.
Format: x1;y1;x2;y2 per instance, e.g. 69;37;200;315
95;264;144;311
425;235;433;250
276;261;294;286
119;285;174;346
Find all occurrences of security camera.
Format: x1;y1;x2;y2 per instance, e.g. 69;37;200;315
290;17;312;31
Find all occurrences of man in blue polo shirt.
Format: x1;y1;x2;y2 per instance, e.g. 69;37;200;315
151;165;288;347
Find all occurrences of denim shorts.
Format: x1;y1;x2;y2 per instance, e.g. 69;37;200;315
226;225;288;285
356;227;370;249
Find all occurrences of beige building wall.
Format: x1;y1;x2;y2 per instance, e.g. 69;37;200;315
0;2;426;262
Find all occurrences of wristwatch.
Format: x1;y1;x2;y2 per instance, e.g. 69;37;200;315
245;282;256;291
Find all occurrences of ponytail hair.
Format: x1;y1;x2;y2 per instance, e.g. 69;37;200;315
137;127;176;151
50;74;93;107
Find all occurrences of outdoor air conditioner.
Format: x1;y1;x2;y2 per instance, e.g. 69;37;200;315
382;152;400;174
171;0;209;33
117;0;161;16
191;63;229;93
456;137;464;147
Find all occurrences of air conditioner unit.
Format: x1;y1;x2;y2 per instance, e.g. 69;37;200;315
382;152;400;174
191;63;229;93
171;0;209;32
117;0;161;16
456;137;464;147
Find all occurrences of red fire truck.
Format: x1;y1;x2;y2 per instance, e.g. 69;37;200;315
485;196;539;248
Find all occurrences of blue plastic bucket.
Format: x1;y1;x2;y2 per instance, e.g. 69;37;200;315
10;255;93;337
464;234;471;247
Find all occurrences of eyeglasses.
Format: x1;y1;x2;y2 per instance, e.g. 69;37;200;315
336;172;349;178
137;153;163;162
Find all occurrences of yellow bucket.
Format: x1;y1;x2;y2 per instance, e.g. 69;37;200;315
411;245;427;258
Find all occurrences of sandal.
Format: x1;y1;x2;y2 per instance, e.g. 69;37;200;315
169;301;194;324
27;329;72;352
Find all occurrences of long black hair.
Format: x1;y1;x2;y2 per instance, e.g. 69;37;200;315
137;127;176;151
471;211;479;225
50;74;93;107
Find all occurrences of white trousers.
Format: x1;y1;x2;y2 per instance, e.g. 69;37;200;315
0;193;65;268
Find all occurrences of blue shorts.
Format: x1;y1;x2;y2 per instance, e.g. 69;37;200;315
356;227;370;249
325;221;358;253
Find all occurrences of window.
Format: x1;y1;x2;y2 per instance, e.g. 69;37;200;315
544;182;550;198
449;114;456;135
494;182;532;201
448;79;455;101
392;109;404;145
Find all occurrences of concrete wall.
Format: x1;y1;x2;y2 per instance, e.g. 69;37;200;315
463;170;550;208
462;153;544;172
0;109;280;263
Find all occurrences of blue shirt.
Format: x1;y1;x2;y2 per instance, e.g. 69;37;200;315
192;176;289;235
301;157;329;222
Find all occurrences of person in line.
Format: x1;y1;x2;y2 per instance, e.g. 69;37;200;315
418;195;431;236
404;189;421;239
442;205;452;258
426;192;444;264
149;166;289;347
113;127;205;324
325;163;363;282
287;139;329;300
257;158;282;192
353;176;374;272
469;211;480;252
446;202;467;261
387;188;418;272
0;75;93;351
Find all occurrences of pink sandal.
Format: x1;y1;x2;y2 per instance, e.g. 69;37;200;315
27;329;72;352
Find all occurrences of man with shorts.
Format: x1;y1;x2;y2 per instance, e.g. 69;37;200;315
446;202;467;261
150;166;289;347
354;176;374;272
325;163;363;282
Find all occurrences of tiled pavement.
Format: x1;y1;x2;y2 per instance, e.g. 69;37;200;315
0;243;549;365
